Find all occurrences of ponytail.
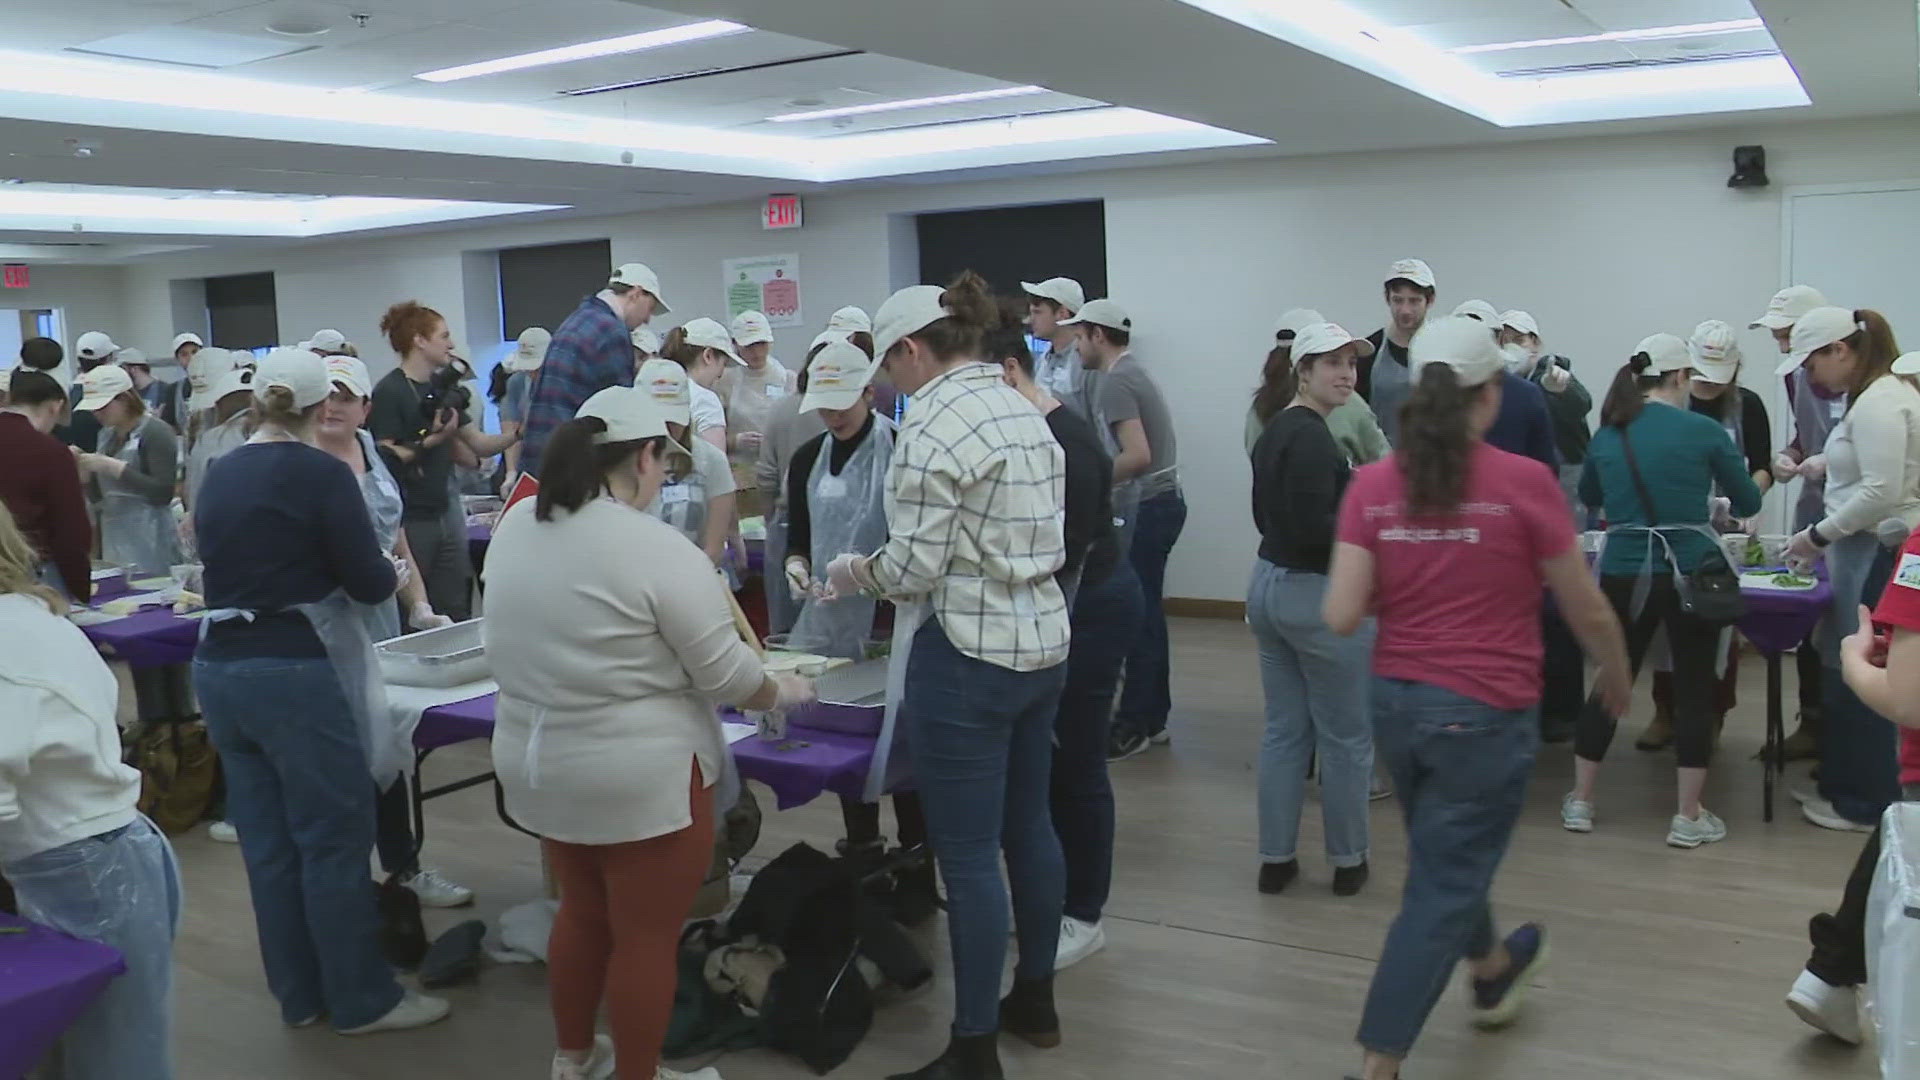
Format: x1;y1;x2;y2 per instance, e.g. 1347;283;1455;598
1598;349;1662;429
1251;342;1296;425
534;417;664;522
903;270;998;359
1397;363;1475;518
1844;308;1910;408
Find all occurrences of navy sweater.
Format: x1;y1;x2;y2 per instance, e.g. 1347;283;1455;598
194;441;397;659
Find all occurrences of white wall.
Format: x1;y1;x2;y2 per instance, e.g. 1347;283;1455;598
0;265;131;384
120;114;1920;601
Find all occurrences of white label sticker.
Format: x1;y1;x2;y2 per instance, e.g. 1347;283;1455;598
1895;552;1920;591
661;483;691;505
765;384;786;399
1831;399;1846;419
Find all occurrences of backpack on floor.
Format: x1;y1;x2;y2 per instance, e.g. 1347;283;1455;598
129;720;219;835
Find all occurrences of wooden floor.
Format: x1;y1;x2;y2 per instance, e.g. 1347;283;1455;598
165;618;1883;1079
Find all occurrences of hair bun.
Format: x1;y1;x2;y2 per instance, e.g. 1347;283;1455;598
1628;351;1652;374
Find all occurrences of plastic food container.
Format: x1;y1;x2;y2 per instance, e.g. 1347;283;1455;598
791;658;888;736
376;619;489;688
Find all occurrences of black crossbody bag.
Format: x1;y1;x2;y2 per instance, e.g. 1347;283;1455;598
1619;430;1747;625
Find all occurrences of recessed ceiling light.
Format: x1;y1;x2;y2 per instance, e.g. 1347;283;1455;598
1450;18;1765;55
414;20;749;83
768;85;1047;122
265;11;332;38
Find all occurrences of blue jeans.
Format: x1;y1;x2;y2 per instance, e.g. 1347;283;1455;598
194;655;404;1029
1117;488;1187;738
1357;678;1538;1058
1819;543;1902;825
5;817;182;1080
1247;562;1374;867
1054;560;1144;923
903;617;1068;1036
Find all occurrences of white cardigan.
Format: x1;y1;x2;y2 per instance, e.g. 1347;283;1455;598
0;593;140;864
1817;375;1920;542
482;497;767;845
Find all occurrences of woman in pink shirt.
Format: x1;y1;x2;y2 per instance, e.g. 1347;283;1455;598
1323;316;1631;1080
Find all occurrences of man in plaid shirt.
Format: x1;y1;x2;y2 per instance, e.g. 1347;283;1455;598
519;262;670;477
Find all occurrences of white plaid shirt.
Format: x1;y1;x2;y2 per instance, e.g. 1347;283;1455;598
856;362;1070;671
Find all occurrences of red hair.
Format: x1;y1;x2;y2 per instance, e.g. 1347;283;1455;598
379;300;444;357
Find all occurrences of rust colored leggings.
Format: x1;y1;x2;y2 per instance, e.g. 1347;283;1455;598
544;764;713;1079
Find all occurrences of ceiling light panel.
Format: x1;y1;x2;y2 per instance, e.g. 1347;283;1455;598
1450;18;1768;54
414;20;749;82
68;27;314;68
769;85;1048;122
0;185;567;237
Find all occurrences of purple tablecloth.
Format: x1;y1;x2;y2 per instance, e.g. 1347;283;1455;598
1738;577;1832;656
414;694;875;810
467;523;490;569
79;608;200;669
0;913;125;1079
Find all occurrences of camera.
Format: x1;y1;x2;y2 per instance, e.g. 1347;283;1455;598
418;361;471;430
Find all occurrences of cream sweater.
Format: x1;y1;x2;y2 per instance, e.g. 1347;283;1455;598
1817;376;1920;542
482;497;767;845
0;593;140;864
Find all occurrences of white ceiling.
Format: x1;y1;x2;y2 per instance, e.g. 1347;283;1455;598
0;0;1908;255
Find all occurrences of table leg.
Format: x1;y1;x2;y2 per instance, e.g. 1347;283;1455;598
1765;651;1783;822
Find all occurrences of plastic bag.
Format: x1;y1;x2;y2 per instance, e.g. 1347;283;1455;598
1866;801;1920;1077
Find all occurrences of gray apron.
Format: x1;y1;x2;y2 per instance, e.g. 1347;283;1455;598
788;417;895;660
865;431;934;804
353;429;406;644
1790;369;1846;532
1370;345;1412;447
98;416;181;577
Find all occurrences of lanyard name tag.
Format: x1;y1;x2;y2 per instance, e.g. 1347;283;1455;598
815;473;849;500
766;384;785;399
662;484;692;505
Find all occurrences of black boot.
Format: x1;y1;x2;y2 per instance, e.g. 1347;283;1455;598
999;975;1061;1048
890;854;942;928
886;1033;1004;1080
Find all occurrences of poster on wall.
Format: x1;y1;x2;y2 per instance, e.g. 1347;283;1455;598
723;253;802;328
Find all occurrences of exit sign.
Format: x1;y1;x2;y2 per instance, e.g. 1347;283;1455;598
2;264;26;289
762;194;802;230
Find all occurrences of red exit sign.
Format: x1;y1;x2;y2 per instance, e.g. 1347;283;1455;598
2;264;27;289
762;193;802;230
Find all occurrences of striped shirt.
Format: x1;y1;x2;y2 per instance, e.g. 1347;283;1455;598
855;362;1070;671
520;295;632;477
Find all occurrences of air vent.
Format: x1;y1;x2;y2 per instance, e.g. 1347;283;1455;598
1497;48;1778;79
68;28;315;69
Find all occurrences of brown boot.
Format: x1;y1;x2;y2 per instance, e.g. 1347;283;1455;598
1634;707;1674;751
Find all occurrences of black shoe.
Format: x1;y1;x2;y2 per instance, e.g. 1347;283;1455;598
890;855;943;928
887;1033;1005;1080
1257;860;1299;895
999;976;1060;1049
1107;729;1149;762
1332;861;1370;897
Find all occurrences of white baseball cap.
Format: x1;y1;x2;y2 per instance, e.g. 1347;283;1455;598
206;366;253;407
1020;277;1085;313
1779;306;1862;377
170;332;203;354
800;338;879;412
301;329;347;355
509;327;551;372
730;310;774;347
1688;320;1742;384
1291;322;1375;362
187;348;240;410
678;317;744;365
575;384;686;451
610;262;671;313
637;357;693;428
74;364;133;411
1893;352;1920;376
116;348;149;369
1273;308;1324;341
1058;298;1131;333
1452;299;1499;324
255;347;332;409
631;326;661;355
1751;285;1828;330
810;329;852;352
325;355;373;399
1499;310;1539;337
1385;258;1436;290
1633;333;1694;377
873;286;951;357
74;331;119;361
827;306;871;334
1409;316;1505;388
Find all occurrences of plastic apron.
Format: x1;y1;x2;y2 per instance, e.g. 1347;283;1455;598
1790;369;1846;532
202;593;403;788
787;417;895;659
1370;347;1412;447
1598;520;1735;679
1818;414;1883;660
866;431;933;804
353;429;406;644
649;457;711;549
98;415;181;577
725;363;789;479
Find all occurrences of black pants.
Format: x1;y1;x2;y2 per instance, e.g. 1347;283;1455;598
374;776;419;879
1575;574;1723;769
402;512;474;623
1540;607;1584;726
1807;785;1919;986
1798;634;1824;716
840;792;928;850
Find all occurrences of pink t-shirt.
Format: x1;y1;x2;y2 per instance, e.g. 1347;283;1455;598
1336;441;1576;710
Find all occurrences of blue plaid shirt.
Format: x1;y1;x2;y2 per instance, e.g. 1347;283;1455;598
520;295;633;477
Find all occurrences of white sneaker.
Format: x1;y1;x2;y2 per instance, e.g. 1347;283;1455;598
1560;794;1594;833
337;990;450;1035
1789;777;1821;806
1667;808;1728;849
1802;798;1875;834
1785;969;1864;1044
207;821;239;843
402;867;475;908
1053;916;1107;971
550;1035;616;1080
658;1067;722;1080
